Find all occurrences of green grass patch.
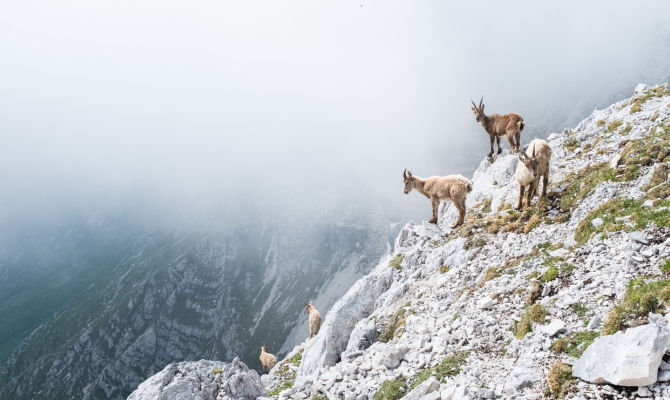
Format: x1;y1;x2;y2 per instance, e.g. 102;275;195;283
408;352;469;389
574;196;670;245
388;254;404;270
564;137;580;151
620;124;632;135
603;277;670;335
515;304;548;338
557;163;616;212
379;307;406;343
661;259;670;275
440;265;450;274
374;377;408;400
570;303;588;317
212;368;223;374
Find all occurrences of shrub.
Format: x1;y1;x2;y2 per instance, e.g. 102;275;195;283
547;362;574;396
661;259;670;275
388;254;404;270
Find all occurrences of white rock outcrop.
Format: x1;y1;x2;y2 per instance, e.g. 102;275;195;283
572;323;670;386
298;263;394;376
127;358;265;400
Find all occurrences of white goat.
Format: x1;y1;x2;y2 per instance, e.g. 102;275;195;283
514;139;552;210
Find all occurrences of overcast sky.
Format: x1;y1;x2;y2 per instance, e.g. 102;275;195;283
1;1;669;224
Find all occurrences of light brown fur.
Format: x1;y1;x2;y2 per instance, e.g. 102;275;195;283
471;98;525;157
403;170;472;228
305;303;321;339
259;346;277;373
514;139;552;209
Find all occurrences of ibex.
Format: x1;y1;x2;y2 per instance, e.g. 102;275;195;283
514;139;552;210
402;169;472;228
259;346;277;373
305;302;321;339
471;97;524;157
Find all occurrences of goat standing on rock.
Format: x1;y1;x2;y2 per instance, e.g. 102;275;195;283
471;97;525;157
259;346;277;373
305;302;321;339
515;139;552;210
402;169;472;228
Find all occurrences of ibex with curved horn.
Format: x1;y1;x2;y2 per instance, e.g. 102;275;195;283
403;169;472;228
514;139;551;210
471;97;524;158
305;302;321;339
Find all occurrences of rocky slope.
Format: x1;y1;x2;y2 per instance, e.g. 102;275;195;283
129;83;670;400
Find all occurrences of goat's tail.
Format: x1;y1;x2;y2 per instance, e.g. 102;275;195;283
518;119;525;131
466;180;473;193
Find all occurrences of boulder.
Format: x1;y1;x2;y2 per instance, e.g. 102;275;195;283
127;358;265;400
372;343;409;369
345;318;379;353
572;323;670;386
538;320;566;337
504;357;543;393
402;377;439;400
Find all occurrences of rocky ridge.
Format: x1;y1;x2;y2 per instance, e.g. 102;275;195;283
130;83;670;400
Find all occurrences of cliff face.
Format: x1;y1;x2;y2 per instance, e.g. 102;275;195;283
0;211;395;400
129;83;670;400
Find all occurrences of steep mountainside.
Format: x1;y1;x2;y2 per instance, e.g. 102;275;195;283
0;208;397;400
129;83;670;400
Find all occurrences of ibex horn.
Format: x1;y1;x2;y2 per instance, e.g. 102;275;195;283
471;99;477;108
403;169;407;179
532;146;536;158
479;97;483;108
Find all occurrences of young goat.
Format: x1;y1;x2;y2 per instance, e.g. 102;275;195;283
471;97;525;158
305;303;322;339
259;346;277;373
403;169;472;228
514;139;552;210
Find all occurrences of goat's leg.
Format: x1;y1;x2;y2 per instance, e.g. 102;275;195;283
516;185;525;210
488;136;494;158
452;198;466;228
506;133;515;154
542;173;549;198
429;198;438;224
525;182;536;208
515;131;521;153
496;136;502;154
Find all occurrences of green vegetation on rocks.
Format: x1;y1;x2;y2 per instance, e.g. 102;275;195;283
408;352;469;389
515;304;548;338
373;377;408;400
379;307;406;343
603;277;670;335
388;254;404;270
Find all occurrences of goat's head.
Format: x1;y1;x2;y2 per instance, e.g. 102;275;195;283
471;97;485;122
518;147;539;179
305;302;313;312
403;169;416;194
261;345;268;352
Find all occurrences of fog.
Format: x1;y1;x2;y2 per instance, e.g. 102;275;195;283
2;1;670;225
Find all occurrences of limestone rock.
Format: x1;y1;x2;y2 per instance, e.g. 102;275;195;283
127;358;265;400
572;324;670;386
